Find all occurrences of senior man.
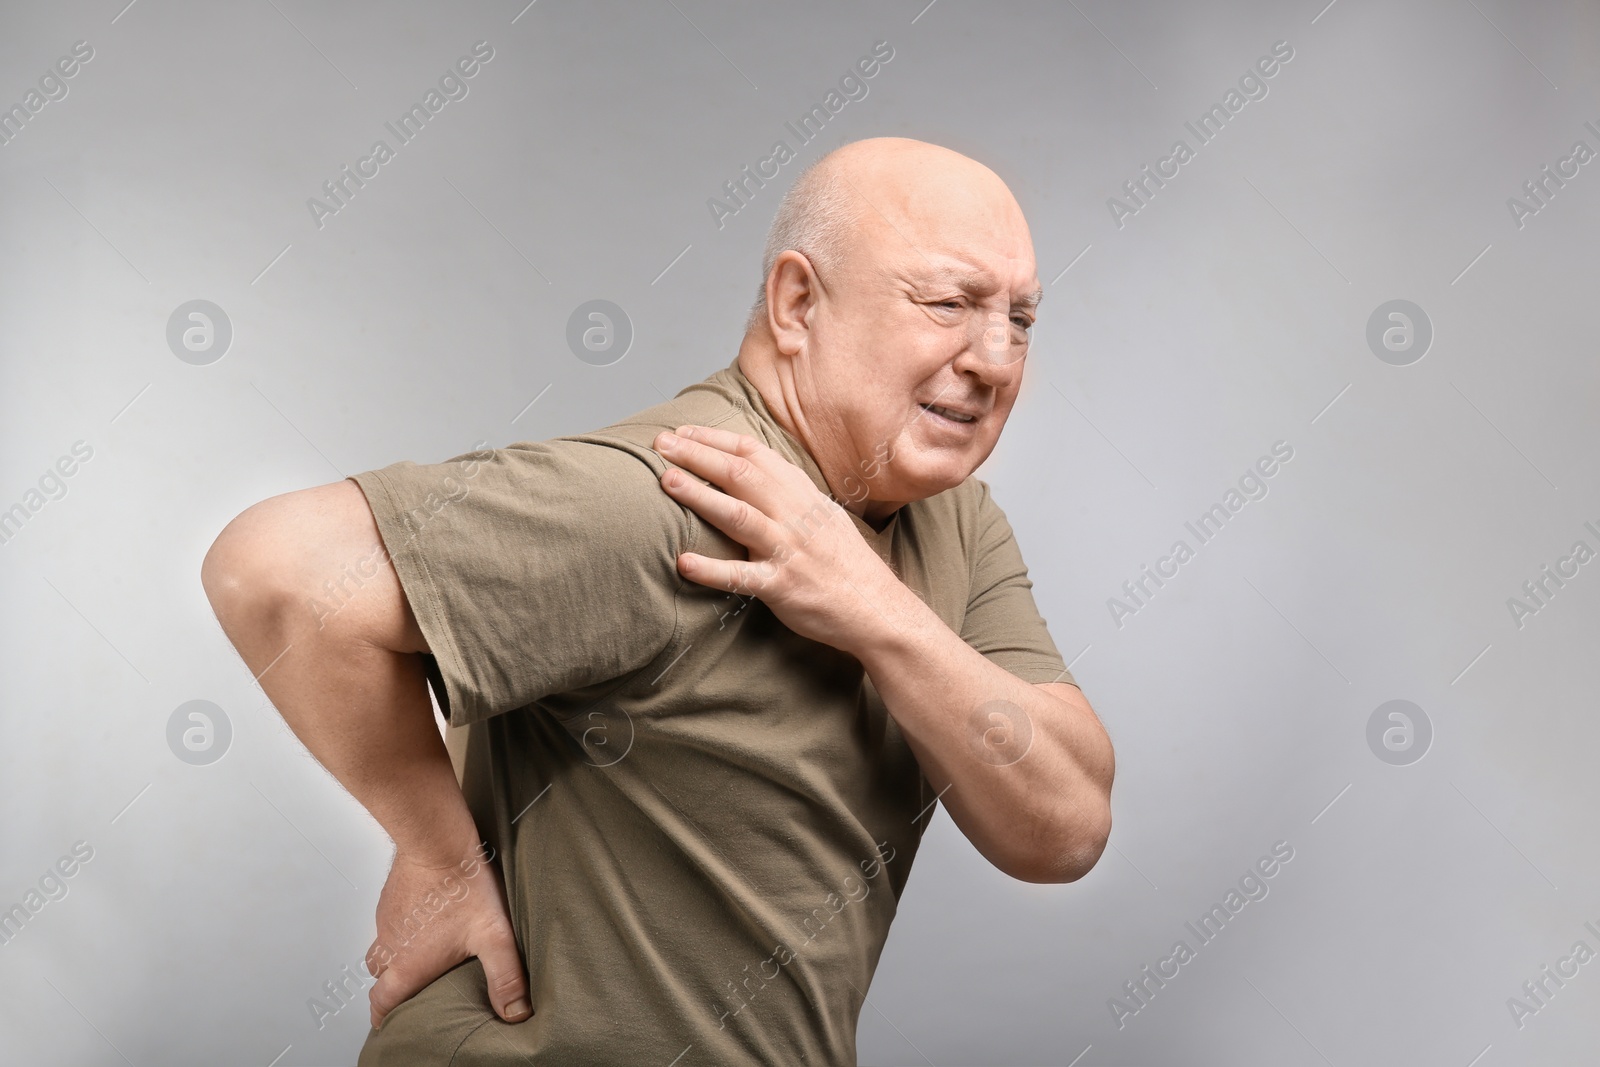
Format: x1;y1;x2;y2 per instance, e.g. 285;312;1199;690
204;136;1114;1064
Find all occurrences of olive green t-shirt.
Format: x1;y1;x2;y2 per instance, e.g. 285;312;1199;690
348;356;1076;1065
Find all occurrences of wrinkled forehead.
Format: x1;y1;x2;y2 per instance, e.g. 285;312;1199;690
849;177;1038;296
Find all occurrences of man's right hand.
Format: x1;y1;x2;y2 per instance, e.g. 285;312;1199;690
365;845;532;1029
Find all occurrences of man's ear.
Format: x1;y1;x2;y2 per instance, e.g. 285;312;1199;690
766;249;821;357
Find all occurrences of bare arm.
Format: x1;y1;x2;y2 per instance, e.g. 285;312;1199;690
201;479;532;1027
854;625;1114;884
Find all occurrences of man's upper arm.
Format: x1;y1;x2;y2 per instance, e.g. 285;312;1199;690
1035;682;1086;712
347;438;686;728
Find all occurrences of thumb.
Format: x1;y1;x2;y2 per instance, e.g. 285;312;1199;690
475;922;532;1023
367;961;416;1030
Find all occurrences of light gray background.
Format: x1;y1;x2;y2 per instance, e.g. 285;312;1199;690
2;1;1597;1064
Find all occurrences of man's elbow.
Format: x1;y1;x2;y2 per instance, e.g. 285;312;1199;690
201;524;244;622
1005;804;1112;885
201;505;293;640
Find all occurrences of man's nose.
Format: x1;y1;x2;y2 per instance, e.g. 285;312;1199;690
958;310;1026;380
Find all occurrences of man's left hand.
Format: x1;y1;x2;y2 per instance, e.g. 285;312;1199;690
653;424;900;655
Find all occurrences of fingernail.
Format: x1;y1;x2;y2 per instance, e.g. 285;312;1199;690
508;998;532;1019
658;432;678;448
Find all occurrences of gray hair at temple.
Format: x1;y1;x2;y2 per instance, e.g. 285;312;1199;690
745;153;868;336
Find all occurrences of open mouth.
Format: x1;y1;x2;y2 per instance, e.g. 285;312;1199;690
919;403;977;424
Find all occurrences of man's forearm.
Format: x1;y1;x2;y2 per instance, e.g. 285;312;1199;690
209;584;479;867
847;580;1113;883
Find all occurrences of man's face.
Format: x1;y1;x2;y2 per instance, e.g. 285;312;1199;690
801;200;1040;514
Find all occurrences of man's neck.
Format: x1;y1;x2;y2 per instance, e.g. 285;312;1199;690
735;342;901;530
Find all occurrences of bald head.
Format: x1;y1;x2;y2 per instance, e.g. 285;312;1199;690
738;137;1040;525
746;138;1037;333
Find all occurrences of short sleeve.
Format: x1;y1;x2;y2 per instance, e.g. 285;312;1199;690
348;438;686;727
960;478;1078;688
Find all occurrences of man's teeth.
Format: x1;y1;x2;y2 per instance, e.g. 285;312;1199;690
923;403;975;423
